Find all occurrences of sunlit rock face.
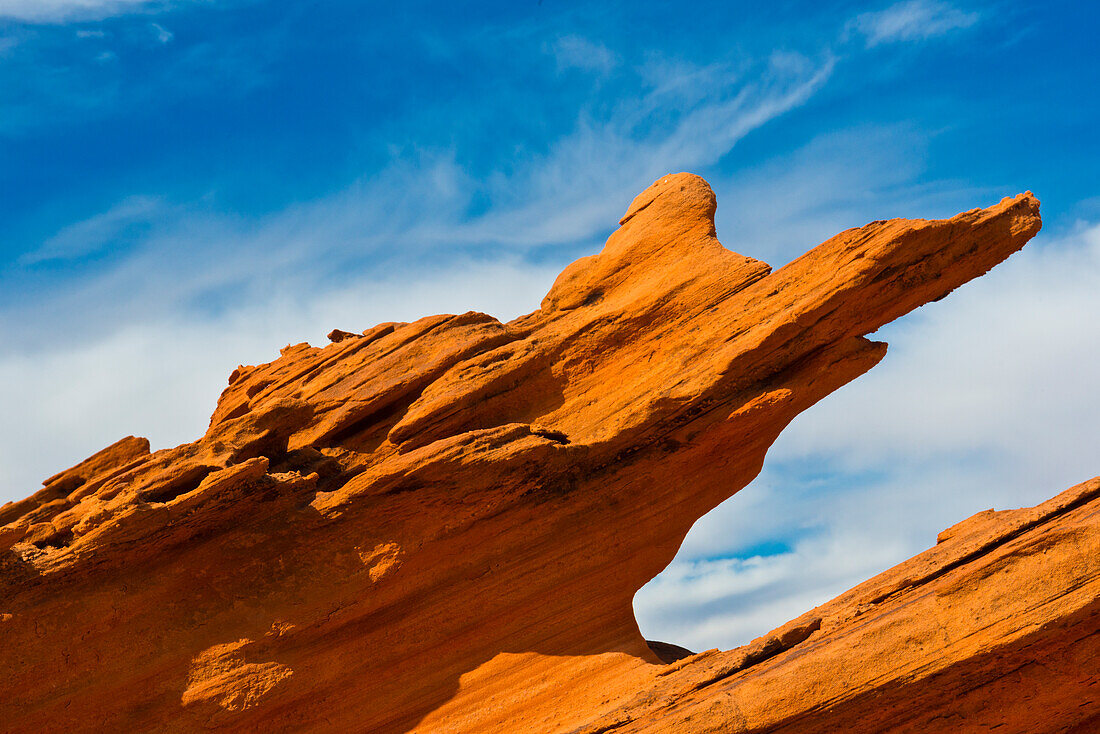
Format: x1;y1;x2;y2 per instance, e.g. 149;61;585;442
4;174;1087;734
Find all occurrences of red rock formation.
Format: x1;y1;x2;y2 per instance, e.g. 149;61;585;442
2;173;1084;734
569;475;1100;734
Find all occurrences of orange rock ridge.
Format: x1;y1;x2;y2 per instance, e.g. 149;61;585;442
3;173;1092;733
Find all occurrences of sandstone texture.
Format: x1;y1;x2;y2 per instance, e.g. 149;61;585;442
3;173;1089;733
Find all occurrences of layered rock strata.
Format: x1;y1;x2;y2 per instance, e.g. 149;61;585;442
1;173;1074;733
565;475;1100;734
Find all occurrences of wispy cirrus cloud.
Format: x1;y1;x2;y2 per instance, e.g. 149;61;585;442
432;53;834;249
0;0;166;22
19;196;164;265
849;0;979;47
0;48;835;500
546;34;618;77
150;21;172;43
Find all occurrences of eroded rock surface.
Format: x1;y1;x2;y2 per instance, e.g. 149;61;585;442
2;173;1080;733
568;475;1100;734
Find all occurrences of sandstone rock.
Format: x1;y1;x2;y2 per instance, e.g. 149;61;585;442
0;435;150;527
569;475;1100;734
326;328;358;343
1;173;1082;734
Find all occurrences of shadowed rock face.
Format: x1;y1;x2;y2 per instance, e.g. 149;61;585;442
3;173;1083;734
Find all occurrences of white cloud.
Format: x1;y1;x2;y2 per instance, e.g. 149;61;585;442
778;222;1100;485
637;530;908;651
711;122;983;266
7;52;834;343
151;21;172;43
637;221;1100;649
850;0;979;47
547;35;617;77
0;0;162;22
430;54;834;249
0;259;560;501
19;196;163;265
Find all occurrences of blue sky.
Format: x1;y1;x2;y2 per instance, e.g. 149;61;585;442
2;0;1098;649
